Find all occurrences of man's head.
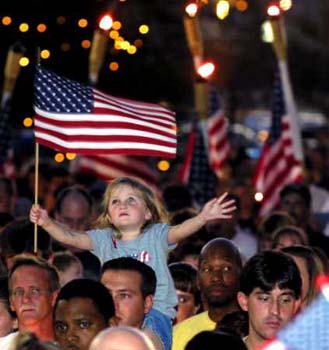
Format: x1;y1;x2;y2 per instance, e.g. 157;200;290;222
198;238;242;311
8;255;60;331
279;184;311;226
89;326;156;350
54;278;115;350
237;251;302;344
100;257;156;328
54;186;93;231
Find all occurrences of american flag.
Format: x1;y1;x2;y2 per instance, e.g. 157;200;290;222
180;121;218;207
71;154;159;190
252;62;303;217
33;66;177;158
179;84;229;206
208;85;230;173
262;276;329;350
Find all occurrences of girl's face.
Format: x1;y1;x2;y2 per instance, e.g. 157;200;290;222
108;185;151;235
0;301;15;337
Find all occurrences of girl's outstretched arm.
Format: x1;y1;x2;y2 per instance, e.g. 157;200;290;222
30;204;93;250
167;192;236;244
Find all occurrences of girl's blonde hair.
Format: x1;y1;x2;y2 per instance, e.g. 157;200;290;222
95;176;168;229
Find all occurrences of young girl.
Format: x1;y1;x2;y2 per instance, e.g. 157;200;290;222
30;176;235;350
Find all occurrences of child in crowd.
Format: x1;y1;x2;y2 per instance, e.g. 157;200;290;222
30;176;235;350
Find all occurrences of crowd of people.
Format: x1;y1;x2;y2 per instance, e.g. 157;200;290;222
0;167;328;350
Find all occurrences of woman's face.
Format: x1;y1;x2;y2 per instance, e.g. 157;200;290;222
0;300;15;337
54;297;107;350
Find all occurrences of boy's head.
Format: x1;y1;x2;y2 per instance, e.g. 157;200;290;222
237;251;302;343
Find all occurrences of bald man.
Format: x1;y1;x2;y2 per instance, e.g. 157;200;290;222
89;326;156;350
172;238;243;350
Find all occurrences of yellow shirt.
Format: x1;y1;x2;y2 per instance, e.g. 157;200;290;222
172;311;216;350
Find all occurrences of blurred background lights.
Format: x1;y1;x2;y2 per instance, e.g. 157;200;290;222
109;61;119;71
99;14;113;30
19;57;29;67
2;16;12;25
37;23;47;32
254;192;264;202
109;30;119;39
54;153;65;163
157;160;170;172
134;39;143;47
280;0;292;11
23;117;33;128
40;49;50;59
81;39;91;49
65;153;76;160
236;0;248;11
127;45;137;54
216;0;230;20
112;21;122;30
19;23;29;32
78;18;88;28
185;3;198;17
261;21;274;43
60;42;71;51
267;4;281;16
57;16;66;25
197;62;215;79
139;24;149;34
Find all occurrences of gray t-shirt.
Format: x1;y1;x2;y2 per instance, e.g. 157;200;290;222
87;223;178;319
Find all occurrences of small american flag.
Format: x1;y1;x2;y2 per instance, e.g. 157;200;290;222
262;276;329;350
207;84;230;173
33;66;177;158
252;62;303;217
180;120;218;207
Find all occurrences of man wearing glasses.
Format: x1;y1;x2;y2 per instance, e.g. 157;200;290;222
0;255;60;349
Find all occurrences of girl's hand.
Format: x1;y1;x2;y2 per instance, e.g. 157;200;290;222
200;192;236;223
30;204;51;227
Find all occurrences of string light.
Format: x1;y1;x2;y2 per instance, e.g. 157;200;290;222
65;153;76;160
139;25;149;34
158;160;170;172
23;117;33;127
54;153;65;163
2;16;12;25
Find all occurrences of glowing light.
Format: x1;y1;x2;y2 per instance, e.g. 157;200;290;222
109;30;119;39
19;57;29;67
23;117;33;128
280;0;292;11
54;153;65;163
197;62;216;79
134;39;143;48
19;23;29;32
216;0;230;20
99;14;113;30
109;62;119;71
114;41;122;50
61;43;71;51
254;192;263;202
57;16;66;25
139;25;149;34
236;0;248;11
185;3;198;17
37;23;47;33
261;21;274;43
112;21;122;30
78;18;88;28
121;41;130;50
81;39;91;49
40;50;50;59
2;16;12;26
66;153;76;160
127;45;137;54
267;4;281;17
158;160;170;172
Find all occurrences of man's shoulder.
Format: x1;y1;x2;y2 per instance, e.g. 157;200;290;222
0;332;19;350
172;312;216;350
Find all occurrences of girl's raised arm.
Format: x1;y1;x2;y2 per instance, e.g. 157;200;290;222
30;204;93;250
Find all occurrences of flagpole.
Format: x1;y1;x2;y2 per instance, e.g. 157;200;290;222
34;48;42;254
34;142;39;253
